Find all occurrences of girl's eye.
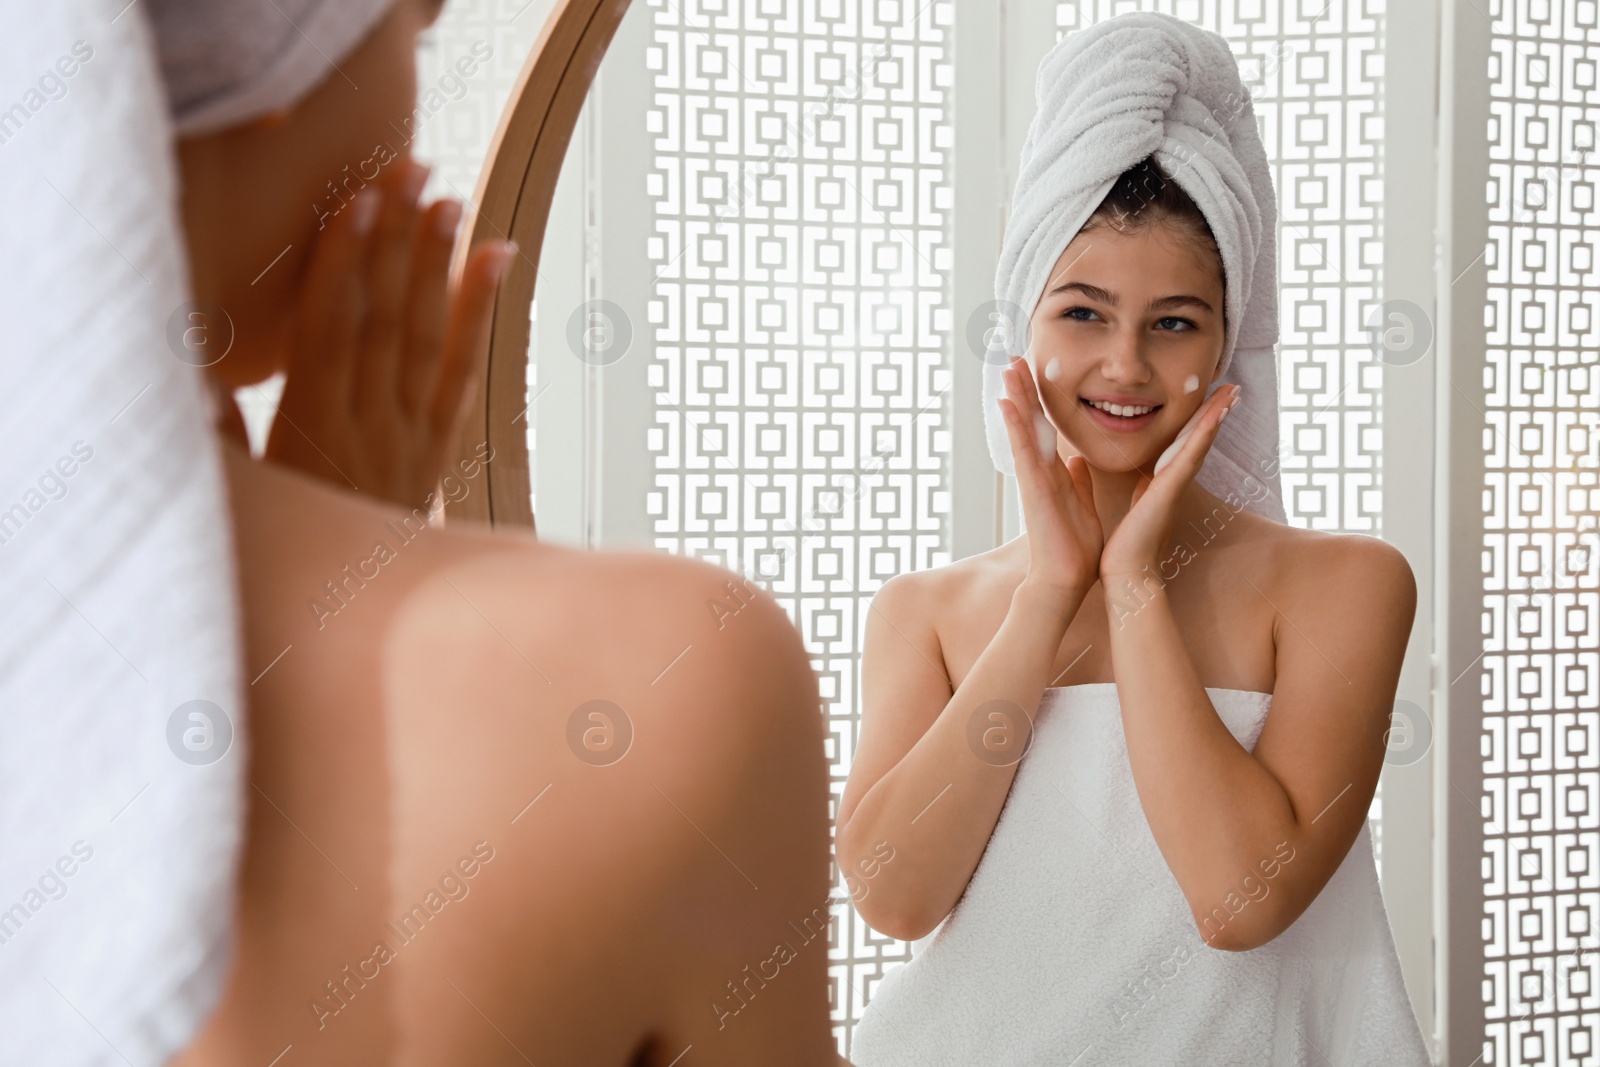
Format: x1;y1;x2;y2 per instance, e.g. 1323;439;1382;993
1156;316;1196;332
1062;306;1099;322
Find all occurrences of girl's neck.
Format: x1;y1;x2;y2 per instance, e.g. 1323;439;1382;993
1079;458;1240;552
1081;462;1148;534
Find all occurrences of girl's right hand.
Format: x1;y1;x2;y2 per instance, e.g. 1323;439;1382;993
264;157;514;512
996;354;1103;602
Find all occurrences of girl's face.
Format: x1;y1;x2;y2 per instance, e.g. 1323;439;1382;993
1026;221;1226;473
176;0;446;388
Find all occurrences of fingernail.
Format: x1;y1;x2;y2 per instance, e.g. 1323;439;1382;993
403;160;430;205
352;188;382;234
487;240;517;285
435;199;463;239
1153;431;1189;476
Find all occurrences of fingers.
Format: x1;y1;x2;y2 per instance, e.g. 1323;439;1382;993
1066;455;1098;521
1002;356;1062;474
399;197;463;416
1014;356;1065;467
999;359;1041;472
289;184;382;407
353;159;430;408
430;238;516;439
1187;381;1238;450
1005;353;1044;424
1151;383;1239;480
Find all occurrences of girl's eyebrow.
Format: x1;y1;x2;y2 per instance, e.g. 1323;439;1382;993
1047;280;1215;314
1048;280;1117;302
1147;293;1215;314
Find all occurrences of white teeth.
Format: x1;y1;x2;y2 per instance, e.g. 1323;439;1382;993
1087;399;1156;418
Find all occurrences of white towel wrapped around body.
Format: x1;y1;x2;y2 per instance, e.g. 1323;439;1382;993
849;685;1433;1065
981;10;1287;526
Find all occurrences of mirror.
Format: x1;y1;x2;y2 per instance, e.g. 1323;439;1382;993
443;0;632;529
433;0;1576;1062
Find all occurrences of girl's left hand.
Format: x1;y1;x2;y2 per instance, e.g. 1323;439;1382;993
1099;382;1241;581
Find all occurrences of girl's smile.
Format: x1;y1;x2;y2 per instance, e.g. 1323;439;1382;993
1078;395;1164;432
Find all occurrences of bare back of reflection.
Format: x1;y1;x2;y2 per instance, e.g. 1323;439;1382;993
171;441;838;1066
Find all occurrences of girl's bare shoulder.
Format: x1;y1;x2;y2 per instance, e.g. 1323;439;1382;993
1216;508;1414;613
869;541;1026;667
409;524;814;696
873;545;1011;605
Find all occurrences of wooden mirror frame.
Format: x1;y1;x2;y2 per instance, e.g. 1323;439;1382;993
443;0;633;531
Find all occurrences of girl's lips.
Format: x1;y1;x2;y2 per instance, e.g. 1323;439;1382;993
1079;397;1161;433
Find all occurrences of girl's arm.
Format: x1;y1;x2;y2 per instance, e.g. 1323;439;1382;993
837;355;1103;942
1098;382;1415;953
1105;534;1415;951
835;573;1085;942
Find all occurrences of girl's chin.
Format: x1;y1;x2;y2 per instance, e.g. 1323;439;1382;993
1060;441;1166;476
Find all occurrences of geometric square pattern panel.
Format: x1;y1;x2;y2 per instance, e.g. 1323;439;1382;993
1482;2;1600;1063
414;3;548;198
644;0;955;1054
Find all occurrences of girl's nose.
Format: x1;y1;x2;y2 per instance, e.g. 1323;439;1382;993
1100;329;1152;384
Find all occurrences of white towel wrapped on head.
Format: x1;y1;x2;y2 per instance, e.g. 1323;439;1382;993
149;0;399;136
981;11;1287;526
